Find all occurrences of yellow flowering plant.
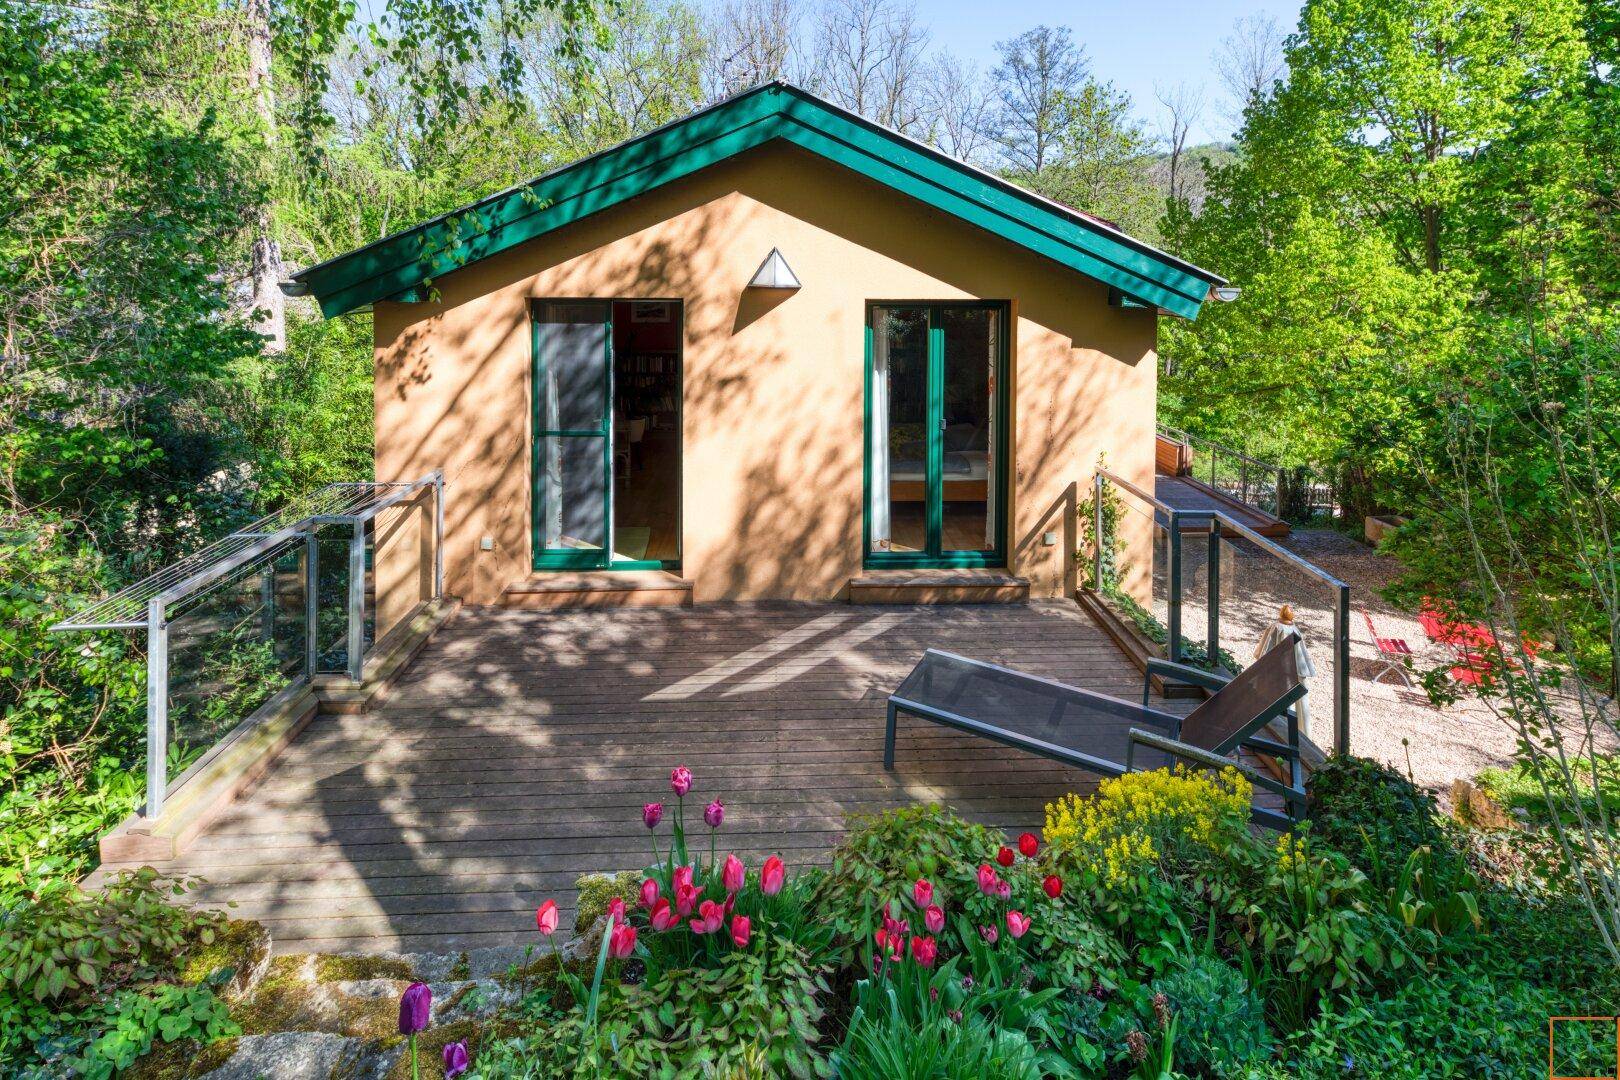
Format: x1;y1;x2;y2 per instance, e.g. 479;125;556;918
1043;767;1253;886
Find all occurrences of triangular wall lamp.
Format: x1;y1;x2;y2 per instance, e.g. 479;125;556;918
747;248;802;289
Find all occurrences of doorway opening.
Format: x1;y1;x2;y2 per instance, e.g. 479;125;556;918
530;298;682;571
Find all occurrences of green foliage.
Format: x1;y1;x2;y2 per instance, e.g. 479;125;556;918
60;980;239;1080
1308;756;1454;884
1156;954;1269;1078
1477;753;1620;825
1288;966;1589;1079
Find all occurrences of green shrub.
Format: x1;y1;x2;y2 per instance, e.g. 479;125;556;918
1476;753;1620;825
58;980;239;1080
1156;954;1271;1078
1289;966;1599;1079
1308;756;1462;890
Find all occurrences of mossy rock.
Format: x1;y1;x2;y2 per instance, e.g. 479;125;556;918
314;953;415;983
574;870;641;934
381;1019;481;1080
179;919;271;1001
447;952;472;981
231;955;400;1040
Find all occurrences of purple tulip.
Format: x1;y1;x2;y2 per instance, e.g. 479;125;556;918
398;981;432;1035
704;799;724;829
442;1040;469;1078
643;802;664;829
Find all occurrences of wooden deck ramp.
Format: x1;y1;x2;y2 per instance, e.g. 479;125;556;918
100;601;1176;955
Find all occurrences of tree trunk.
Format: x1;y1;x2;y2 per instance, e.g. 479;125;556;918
245;0;285;352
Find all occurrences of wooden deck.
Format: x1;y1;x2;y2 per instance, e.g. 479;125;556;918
103;601;1178;956
1155;474;1290;538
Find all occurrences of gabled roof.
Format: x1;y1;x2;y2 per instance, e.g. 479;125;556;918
287;82;1226;320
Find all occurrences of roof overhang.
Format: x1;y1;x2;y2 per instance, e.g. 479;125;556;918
288;82;1227;321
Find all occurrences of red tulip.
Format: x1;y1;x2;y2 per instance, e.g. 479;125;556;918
1043;875;1063;899
977;864;999;895
979;924;999;944
670;766;693;797
639;878;660;909
722;853;745;893
995;846;1015;868
690;899;725;934
730;914;751;948
649;898;678;931
673;864;695;891
675;881;700;917
925;904;945;934
909;934;938;968
535;899;559;936
873;927;904;960
1006;910;1031;939
609;921;638;958
760;856;785;895
704;799;725;828
607;896;627;928
1018;832;1039;858
913;878;933;908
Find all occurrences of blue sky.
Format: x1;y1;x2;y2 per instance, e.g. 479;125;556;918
921;0;1304;143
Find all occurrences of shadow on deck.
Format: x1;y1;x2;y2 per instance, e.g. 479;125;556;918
101;600;1180;955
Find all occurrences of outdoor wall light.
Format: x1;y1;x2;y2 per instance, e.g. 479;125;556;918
1212;286;1241;302
747;248;801;289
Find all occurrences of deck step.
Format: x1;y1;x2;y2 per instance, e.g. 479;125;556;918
847;570;1030;605
499;571;693;609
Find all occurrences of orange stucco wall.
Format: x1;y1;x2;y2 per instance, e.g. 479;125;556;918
373;143;1158;604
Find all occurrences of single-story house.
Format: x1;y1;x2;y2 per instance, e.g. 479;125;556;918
285;81;1227;608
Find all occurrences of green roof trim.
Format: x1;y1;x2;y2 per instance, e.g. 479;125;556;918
289;82;1226;320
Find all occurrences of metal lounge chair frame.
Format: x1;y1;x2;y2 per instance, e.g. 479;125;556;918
884;636;1310;830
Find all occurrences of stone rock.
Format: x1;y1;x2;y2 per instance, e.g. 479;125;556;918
197;1032;361;1080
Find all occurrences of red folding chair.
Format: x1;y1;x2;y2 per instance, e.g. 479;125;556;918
1362;611;1415;687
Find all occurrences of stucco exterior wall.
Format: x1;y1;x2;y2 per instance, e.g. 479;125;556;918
373;143;1157;604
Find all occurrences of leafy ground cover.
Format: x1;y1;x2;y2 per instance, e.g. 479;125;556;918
4;758;1614;1078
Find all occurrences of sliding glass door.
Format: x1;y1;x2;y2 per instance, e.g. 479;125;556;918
866;302;1006;568
532;300;612;569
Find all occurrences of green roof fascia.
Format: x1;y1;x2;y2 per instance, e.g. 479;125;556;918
297;84;1219;320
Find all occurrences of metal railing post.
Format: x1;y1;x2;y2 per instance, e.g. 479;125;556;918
259;564;276;642
145;598;169;818
1334;583;1351;754
433;469;445;600
347;522;365;681
1206;519;1221;669
1167;511;1183;663
1092;473;1105;591
304;527;319;677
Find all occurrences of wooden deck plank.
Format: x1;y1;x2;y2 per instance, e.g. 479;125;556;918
99;601;1184;955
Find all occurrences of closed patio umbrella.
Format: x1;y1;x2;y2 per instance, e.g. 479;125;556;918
1256;604;1316;739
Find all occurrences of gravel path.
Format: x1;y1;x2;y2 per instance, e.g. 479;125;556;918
1163;527;1601;792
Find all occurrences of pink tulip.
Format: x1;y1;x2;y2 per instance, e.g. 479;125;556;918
609;921;638;958
760;856;785;895
704;799;725;828
979;924;999;944
673;865;695;891
1006;910;1031;939
649;898;678;931
913;878;933;908
607;897;627;927
909;934;938;967
639;878;660;909
730;914;751;948
675;881;700;917
722;853;745;893
925;904;945;934
535;899;559;936
690;899;725;934
643;802;664;829
671;766;693;797
977;864;999;895
996;880;1011;901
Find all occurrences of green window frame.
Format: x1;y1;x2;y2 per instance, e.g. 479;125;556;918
862;301;1010;570
529;298;681;573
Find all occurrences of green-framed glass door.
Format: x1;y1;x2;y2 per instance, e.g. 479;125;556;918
865;302;1007;568
532;300;613;569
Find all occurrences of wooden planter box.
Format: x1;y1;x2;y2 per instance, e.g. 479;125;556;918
1075;589;1204;699
1364;513;1409;545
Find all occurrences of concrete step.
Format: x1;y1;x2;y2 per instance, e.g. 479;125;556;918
847;570;1029;605
499;570;693;609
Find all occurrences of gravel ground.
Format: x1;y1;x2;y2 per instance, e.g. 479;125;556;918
1154;527;1604;793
